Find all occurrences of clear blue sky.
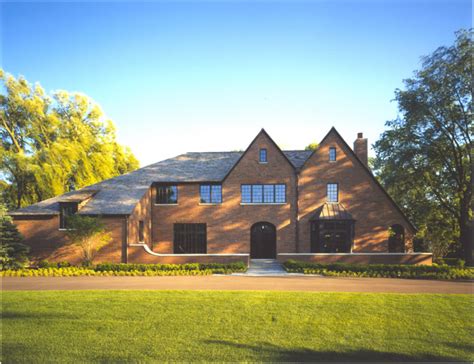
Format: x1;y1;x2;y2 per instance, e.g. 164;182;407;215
1;0;471;166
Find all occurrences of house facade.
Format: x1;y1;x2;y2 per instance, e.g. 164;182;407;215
11;128;432;265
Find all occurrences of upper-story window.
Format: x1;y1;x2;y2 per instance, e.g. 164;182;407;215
327;183;338;202
259;148;267;163
329;147;336;161
241;184;286;204
156;185;178;204
59;202;78;229
200;184;222;204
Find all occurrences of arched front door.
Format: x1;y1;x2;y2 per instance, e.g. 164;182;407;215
250;222;276;259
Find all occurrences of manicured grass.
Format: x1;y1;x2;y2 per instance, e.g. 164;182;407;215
2;291;473;362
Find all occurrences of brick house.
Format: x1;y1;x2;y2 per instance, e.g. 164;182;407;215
10;128;432;265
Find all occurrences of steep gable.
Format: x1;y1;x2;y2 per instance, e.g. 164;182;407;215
298;127;415;246
223;129;296;182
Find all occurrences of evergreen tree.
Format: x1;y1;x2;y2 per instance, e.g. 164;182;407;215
0;203;29;269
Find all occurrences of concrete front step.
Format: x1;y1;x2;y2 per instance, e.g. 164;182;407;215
237;259;289;276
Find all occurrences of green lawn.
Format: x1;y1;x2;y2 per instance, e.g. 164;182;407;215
2;291;473;362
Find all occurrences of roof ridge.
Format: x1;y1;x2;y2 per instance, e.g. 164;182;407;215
184;151;243;154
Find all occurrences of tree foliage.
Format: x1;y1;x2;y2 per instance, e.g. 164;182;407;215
0;202;29;269
0;69;139;209
305;142;318;151
64;215;111;266
373;29;472;264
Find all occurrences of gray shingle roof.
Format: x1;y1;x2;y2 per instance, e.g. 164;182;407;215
283;150;313;169
10;150;312;216
309;203;354;221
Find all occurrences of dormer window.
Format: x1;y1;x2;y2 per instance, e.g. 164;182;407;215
59;202;78;230
259;148;267;163
329;147;336;162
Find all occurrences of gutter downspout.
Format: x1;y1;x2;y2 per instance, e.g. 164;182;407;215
122;216;129;263
295;172;300;253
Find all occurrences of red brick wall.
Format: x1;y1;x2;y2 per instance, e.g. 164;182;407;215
298;130;415;253
128;189;152;246
12;130;420;265
127;245;249;265
13;215;124;264
151;131;298;255
278;253;432;265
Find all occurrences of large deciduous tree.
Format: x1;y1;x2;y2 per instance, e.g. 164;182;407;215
374;29;472;265
0;69;139;208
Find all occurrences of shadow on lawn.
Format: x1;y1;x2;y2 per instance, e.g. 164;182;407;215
2;310;78;320
203;340;469;362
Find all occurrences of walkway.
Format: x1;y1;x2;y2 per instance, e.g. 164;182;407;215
2;276;472;294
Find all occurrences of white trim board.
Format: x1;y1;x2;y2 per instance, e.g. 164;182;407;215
278;253;433;256
129;244;249;257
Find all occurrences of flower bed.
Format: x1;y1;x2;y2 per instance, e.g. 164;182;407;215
1;267;213;277
283;260;474;280
1;261;247;277
94;261;247;274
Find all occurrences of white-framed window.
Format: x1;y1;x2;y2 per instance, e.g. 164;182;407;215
200;184;222;204
327;183;338;202
156;185;178;204
241;184;286;204
259;148;267;163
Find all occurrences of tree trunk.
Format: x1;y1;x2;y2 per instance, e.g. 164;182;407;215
459;208;473;266
16;188;21;209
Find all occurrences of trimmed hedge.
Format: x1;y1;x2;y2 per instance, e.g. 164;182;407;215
37;260;72;268
434;258;465;267
283;260;474;280
94;262;247;274
1;261;247;277
1;267;213;277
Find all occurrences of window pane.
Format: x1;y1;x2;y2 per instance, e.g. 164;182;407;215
263;185;274;203
329;147;336;161
275;184;286;203
259;148;267;162
211;185;222;203
252;185;263;203
200;185;211;203
327;183;338;202
241;185;251;203
59;203;78;229
174;223;207;254
314;220;352;253
169;186;177;203
157;185;178;204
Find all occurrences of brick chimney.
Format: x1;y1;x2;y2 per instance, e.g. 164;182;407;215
354;132;368;167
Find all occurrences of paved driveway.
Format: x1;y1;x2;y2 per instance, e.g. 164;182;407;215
2;276;472;294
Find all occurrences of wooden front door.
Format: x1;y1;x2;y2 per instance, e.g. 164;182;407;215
250;222;276;259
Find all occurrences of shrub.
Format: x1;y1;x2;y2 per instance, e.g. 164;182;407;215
37;260;72;268
37;260;50;268
94;261;247;274
64;215;111;266
0;267;213;277
283;260;474;280
434;258;465;267
0;204;29;270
